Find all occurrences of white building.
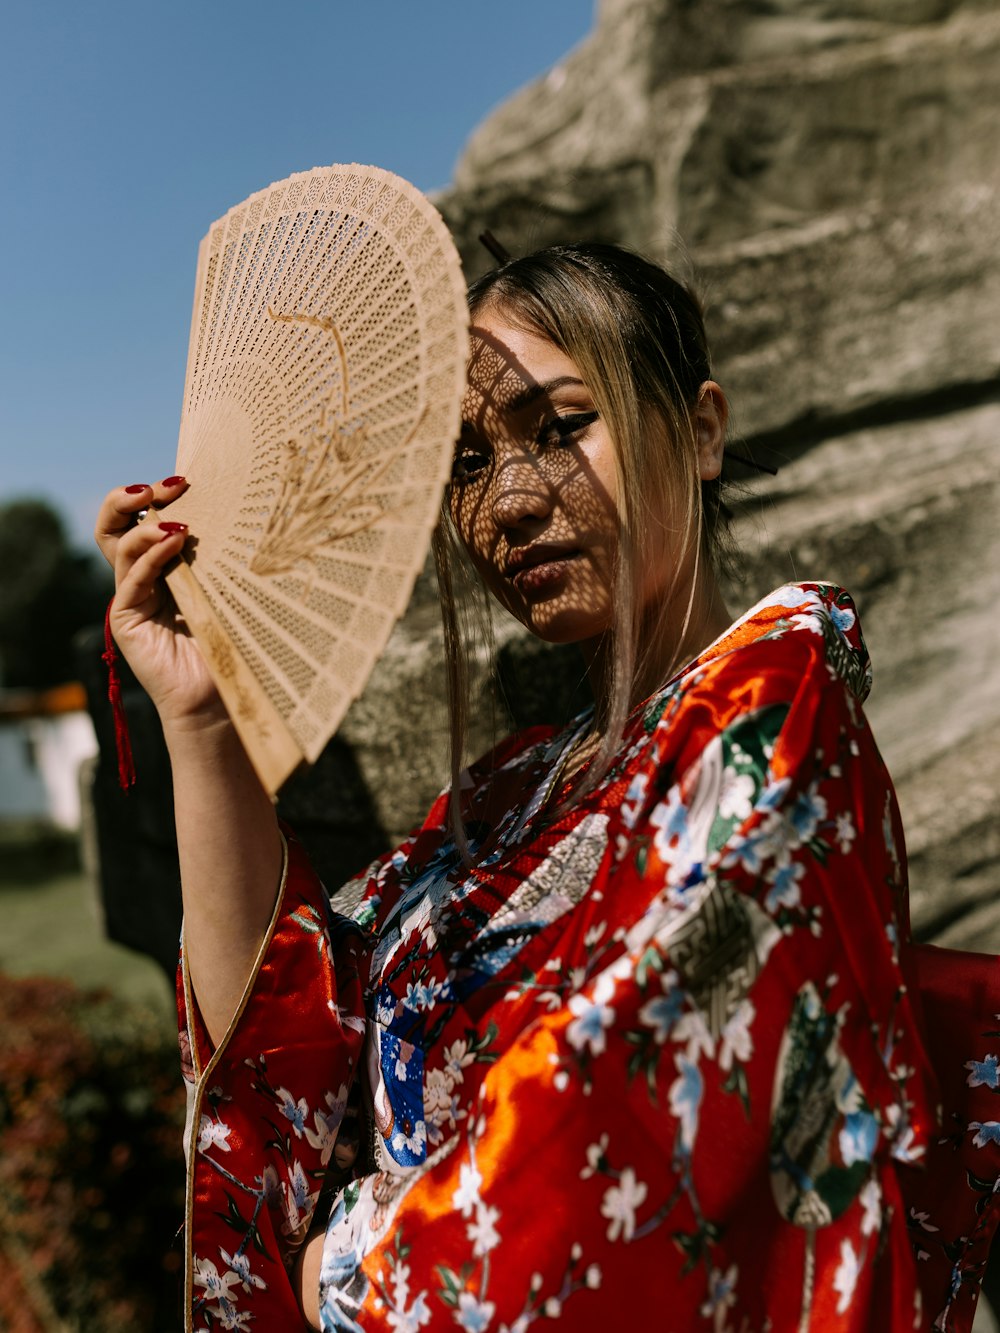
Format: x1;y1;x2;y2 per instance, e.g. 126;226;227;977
0;683;98;830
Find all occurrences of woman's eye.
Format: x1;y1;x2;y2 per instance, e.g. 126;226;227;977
451;447;491;483
537;411;599;450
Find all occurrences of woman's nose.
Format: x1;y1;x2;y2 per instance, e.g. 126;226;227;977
490;452;552;529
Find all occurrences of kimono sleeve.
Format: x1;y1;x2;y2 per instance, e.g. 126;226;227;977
177;825;366;1332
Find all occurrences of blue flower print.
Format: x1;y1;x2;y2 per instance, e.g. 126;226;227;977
721;812;794;877
402;979;443;1013
966;1055;1000;1089
668;1053;703;1153
969;1122;1000;1149
276;1088;309;1136
829;601;856;637
638;986;685;1043
756;775;792;813
788;785;828;841
839;1111;879;1167
764;861;805;913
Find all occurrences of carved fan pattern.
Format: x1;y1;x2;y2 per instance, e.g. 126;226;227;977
159;165;469;793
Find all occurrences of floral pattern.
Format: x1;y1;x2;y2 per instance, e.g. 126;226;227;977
178;583;1000;1331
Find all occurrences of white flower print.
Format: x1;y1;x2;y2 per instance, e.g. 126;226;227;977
391;1259;412;1308
304;1086;347;1166
218;1249;267;1294
197;1115;233;1155
452;1160;484;1218
425;1067;452;1118
835;811;856;854
384;1261;432;1331
566;971;616;1057
833;1238;860;1315
671;1010;714;1063
763;859;805;913
193;1257;238;1301
585;1263;602;1289
719;999;755;1072
456;1291;496;1332
387;1291;432;1332
208;1299;252;1330
392;1119;427;1158
584;921;606;950
600;1166;647;1242
275;1087;309;1136
467;1200;501;1257
580;1133;609;1179
718;768;755;822
860;1177;882;1237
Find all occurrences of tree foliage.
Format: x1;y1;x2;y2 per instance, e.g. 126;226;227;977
0;498;112;689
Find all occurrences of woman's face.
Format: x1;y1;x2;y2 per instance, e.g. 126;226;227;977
450;309;626;646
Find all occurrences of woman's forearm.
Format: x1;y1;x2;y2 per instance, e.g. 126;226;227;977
165;713;284;1046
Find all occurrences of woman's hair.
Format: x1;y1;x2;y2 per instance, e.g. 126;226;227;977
435;242;732;847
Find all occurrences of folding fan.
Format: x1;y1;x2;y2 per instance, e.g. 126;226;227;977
155;164;469;795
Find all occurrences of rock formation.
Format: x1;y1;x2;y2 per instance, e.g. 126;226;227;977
90;0;999;967
435;0;1000;949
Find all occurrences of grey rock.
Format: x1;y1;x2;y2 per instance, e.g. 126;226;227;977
433;0;1000;952
90;0;1000;970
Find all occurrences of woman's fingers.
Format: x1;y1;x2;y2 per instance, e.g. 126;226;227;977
95;483;152;563
94;475;189;566
149;473;189;509
113;519;188;617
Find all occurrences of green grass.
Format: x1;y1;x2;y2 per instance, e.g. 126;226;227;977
0;867;174;1020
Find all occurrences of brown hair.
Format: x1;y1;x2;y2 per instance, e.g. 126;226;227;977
437;243;732;848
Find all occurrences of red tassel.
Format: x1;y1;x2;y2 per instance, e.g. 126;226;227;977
103;599;136;790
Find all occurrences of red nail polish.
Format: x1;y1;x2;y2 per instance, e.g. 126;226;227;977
160;475;186;487
124;484;149;494
158;521;188;534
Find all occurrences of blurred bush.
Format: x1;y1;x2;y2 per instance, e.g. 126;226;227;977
0;973;186;1330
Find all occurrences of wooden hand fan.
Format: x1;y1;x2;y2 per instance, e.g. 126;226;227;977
156;164;469;795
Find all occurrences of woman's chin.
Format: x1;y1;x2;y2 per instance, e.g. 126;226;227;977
519;603;612;646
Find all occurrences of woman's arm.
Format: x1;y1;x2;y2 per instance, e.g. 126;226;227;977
164;711;283;1046
95;478;283;1044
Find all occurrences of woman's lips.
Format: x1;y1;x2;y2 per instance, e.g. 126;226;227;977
509;551;580;594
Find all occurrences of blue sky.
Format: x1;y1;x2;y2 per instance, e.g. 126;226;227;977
1;0;594;545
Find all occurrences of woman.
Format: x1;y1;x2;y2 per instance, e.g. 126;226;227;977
97;246;998;1331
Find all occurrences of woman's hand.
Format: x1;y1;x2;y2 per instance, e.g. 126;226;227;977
95;476;222;729
97;474;284;1043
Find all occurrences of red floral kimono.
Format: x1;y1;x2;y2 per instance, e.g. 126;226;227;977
178;583;1000;1332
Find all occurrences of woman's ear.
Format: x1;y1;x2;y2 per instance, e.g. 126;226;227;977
694;381;728;481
